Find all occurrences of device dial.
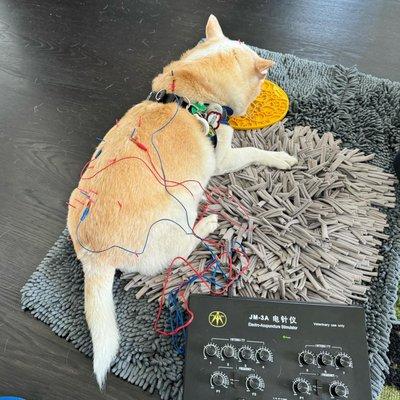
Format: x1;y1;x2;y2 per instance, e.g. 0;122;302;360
221;344;236;359
292;378;311;395
256;347;273;363
318;351;334;366
204;343;219;358
329;381;349;398
246;374;265;391
299;350;316;366
239;345;255;361
336;353;353;368
210;371;229;388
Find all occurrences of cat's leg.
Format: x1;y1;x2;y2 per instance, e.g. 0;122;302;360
179;214;219;258
129;213;219;276
213;124;297;175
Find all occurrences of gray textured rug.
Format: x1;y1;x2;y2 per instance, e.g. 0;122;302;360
21;45;400;400
125;124;395;305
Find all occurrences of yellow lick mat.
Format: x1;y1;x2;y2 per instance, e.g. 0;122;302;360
229;79;289;130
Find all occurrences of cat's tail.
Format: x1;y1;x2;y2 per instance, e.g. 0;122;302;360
83;261;119;389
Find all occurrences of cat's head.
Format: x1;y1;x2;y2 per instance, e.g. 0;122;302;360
153;15;274;116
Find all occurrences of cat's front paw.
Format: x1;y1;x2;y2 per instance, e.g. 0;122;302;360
265;152;298;170
195;214;219;238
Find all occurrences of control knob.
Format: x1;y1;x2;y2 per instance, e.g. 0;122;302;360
318;352;334;366
239;346;254;361
246;374;265;391
299;350;316;366
221;344;236;359
204;343;219;358
336;353;353;368
292;378;311;395
210;371;229;388
329;381;349;398
256;347;273;363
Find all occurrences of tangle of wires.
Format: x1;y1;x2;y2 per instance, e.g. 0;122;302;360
70;97;250;353
154;241;250;354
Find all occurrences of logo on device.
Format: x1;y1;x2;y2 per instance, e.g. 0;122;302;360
209;311;227;328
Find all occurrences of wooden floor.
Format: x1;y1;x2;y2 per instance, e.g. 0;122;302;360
0;1;399;399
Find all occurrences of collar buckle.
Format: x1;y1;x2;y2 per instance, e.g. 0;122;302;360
155;89;167;101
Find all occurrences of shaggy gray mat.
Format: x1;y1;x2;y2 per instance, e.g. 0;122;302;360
21;45;400;399
125;124;395;304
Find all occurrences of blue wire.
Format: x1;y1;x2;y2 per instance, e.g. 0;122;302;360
75;217;194;255
75;100;206;255
76;98;245;354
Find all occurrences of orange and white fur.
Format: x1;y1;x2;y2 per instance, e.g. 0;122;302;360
67;15;297;388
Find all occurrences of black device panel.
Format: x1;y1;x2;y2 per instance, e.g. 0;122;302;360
183;295;372;400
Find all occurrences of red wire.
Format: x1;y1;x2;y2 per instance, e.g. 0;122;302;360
79;143;251;224
76;125;252;337
144;149;195;197
80;146;196;198
153;247;250;336
80;159;95;178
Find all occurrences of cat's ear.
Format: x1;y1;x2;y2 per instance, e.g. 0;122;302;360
206;15;224;40
255;58;275;76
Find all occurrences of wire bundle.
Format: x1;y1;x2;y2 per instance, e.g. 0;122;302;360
68;99;251;349
153;242;249;353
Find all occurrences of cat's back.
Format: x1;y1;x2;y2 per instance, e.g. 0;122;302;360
67;100;214;258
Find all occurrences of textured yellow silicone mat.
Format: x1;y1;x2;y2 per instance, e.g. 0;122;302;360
229;79;289;130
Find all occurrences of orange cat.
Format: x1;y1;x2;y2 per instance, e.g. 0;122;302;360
67;15;297;388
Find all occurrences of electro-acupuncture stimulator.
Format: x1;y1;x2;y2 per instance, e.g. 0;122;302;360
183;295;372;400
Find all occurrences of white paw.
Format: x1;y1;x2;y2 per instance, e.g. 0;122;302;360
264;152;298;170
195;214;219;238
